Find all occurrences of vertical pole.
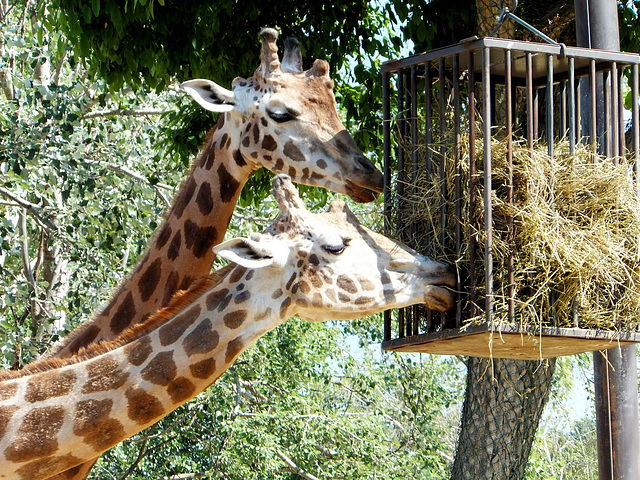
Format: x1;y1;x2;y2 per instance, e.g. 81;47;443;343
574;1;640;479
410;66;418;336
425;64;434;333
397;71;405;339
468;51;478;319
453;55;463;327
482;47;493;324
569;57;576;155
505;49;515;323
382;71;391;342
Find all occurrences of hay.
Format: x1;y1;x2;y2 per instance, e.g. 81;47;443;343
390;136;640;332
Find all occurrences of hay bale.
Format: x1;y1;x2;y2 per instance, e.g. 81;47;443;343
390;136;640;332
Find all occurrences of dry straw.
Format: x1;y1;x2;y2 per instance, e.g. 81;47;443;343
390;135;640;332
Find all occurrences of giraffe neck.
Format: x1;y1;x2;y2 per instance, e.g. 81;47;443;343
0;264;284;480
51;116;255;359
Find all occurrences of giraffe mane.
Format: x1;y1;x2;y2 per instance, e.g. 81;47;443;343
0;265;234;382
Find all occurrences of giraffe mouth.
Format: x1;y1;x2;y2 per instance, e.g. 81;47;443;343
344;180;382;203
423;285;456;312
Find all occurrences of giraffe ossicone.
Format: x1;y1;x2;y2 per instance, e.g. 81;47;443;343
0;175;455;480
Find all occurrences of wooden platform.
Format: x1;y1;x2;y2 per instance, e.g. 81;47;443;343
381;324;640;359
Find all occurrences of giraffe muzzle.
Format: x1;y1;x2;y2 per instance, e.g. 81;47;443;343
423;285;456;312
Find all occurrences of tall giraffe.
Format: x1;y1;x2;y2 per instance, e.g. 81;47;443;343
0;175;456;480
42;28;383;480
48;27;383;360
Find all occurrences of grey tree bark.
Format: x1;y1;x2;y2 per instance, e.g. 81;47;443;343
450;357;556;479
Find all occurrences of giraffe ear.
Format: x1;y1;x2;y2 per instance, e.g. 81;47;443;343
213;237;290;269
181;79;236;112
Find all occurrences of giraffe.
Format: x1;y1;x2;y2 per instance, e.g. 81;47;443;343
48;27;383;361
41;27;384;480
0;175;456;480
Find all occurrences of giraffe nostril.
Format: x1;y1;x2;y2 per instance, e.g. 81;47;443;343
355;155;376;173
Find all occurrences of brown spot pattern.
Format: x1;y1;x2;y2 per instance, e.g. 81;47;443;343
82;356;129;394
204;147;216;170
0;405;18;439
223;310;248;329
190;358;217;379
168;231;182;261
196;181;214;215
25;369;76;403
225;337;245;363
138;258;162;302
218;163;241;203
0;382;17;401
355;296;375;305
184;220;217;259
179;275;193;290
272;288;283;299
312;293;323;308
110;292;137;335
74;398;125;451
174;177;197;219
252;123;260;144
126;387;164;425
229;266;247;283
358;278;376;291
337;275;358;294
261;134;277;151
15;453;82;480
167;377;196;404
5;406;65;462
156;224;172;249
141;351;177;386
233;149;246;167
183;319;219;356
298;281;311;294
162;270;180;306
66;324;100;356
283;140;305;162
280;297;292;319
234;290;251;304
206;288;230;310
285;273;297;291
125;336;153;366
159;304;202;346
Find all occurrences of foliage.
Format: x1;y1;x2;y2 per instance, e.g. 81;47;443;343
0;0;185;365
2;1;639;479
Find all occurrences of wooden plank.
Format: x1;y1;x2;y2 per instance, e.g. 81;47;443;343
381;324;640;360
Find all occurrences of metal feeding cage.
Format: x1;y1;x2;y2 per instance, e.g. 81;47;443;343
381;37;640;359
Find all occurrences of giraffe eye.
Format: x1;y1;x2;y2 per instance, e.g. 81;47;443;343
323;244;345;255
322;238;350;255
268;107;296;123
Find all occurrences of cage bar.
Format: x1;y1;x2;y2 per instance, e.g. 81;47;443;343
381;37;640;359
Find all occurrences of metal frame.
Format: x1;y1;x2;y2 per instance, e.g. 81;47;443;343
381;37;640;351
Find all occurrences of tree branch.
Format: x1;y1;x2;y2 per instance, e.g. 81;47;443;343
275;449;321;480
162;474;206;480
93;160;173;207
0;186;58;231
18;208;36;293
82;108;166;120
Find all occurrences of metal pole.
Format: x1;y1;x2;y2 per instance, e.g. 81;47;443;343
574;1;640;479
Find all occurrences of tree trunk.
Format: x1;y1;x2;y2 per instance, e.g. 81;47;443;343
450;357;556;479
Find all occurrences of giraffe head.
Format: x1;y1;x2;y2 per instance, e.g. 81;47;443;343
214;175;456;322
182;28;383;203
